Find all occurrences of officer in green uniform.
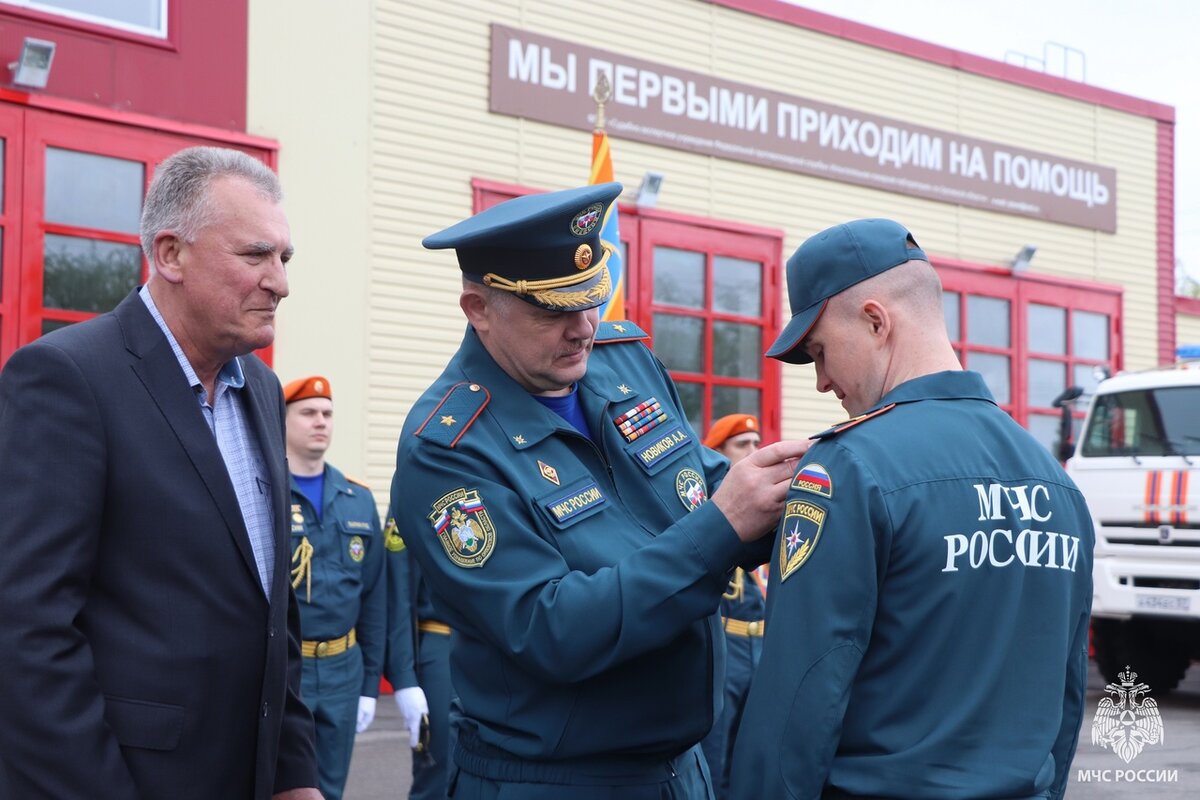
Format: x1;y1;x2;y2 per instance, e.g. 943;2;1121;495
699;414;766;800
729;220;1095;800
390;182;809;799
382;508;455;800
284;376;387;800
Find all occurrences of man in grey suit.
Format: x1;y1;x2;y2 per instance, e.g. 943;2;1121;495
0;147;321;799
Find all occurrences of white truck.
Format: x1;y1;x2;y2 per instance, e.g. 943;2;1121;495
1062;353;1200;692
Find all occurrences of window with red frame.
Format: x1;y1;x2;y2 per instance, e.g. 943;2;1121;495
0;105;275;366
634;217;781;439
473;179;783;443
0;0;168;38
938;261;1121;454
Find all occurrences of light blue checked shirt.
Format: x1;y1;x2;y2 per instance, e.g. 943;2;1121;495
140;287;275;597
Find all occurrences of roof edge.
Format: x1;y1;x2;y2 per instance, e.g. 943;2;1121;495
710;0;1175;122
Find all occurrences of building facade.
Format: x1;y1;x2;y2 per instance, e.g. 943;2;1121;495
0;0;1191;495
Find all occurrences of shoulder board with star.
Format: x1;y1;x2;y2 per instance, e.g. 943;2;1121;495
594;320;649;345
810;403;896;440
415;381;491;448
346;475;372;491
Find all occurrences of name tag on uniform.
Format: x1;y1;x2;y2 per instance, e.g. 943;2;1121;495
535;474;609;532
628;423;693;475
344;519;372;531
545;481;607;524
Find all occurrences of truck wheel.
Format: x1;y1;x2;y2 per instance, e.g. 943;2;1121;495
1092;618;1191;694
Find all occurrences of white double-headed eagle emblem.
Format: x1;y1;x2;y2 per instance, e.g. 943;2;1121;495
1091;666;1164;764
450;507;478;553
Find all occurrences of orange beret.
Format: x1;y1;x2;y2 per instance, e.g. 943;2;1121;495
283;375;332;404
703;413;759;448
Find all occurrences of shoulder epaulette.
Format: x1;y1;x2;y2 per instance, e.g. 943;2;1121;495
810;403;896;440
594;320;650;344
415;381;490;448
346;475;372;491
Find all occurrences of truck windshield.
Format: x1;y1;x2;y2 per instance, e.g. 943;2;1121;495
1081;386;1200;457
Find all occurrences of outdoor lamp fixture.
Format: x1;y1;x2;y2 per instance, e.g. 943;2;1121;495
1011;244;1037;273
9;37;56;89
636;171;665;208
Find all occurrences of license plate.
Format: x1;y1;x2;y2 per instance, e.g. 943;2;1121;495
1135;593;1192;612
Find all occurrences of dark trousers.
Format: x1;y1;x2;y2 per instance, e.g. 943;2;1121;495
412;627;454;800
700;629;762;799
448;743;714;799
300;647;363;800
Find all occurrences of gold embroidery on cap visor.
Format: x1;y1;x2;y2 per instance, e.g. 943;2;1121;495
482;241;615;309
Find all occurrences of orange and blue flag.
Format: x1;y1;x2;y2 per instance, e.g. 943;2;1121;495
589;130;625;321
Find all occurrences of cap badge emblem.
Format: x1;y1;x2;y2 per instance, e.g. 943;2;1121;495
571;203;603;236
574;244;593;269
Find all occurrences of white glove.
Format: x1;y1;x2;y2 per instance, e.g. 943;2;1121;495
393;686;429;748
356;696;376;734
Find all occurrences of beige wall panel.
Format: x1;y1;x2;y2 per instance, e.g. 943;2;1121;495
247;0;375;482
246;0;1166;495
703;16;960;126
957;91;1100;158
1178;315;1200;352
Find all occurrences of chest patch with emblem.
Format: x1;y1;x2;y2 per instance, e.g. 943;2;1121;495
779;499;826;582
348;535;365;562
675;468;707;512
428;488;496;568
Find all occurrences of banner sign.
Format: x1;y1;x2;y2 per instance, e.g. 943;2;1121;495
490;24;1116;232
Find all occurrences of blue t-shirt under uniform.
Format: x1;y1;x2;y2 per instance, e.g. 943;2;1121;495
532;386;594;441
292;472;324;522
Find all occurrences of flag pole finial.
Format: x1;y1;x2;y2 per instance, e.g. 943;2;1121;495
592;72;611;133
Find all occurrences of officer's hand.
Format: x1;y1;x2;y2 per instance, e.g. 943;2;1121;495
394;686;429;747
711;439;811;542
356;696;376;734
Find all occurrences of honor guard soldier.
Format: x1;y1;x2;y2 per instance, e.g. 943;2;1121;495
729;220;1095;800
390;182;808;799
284;376;387;800
382;507;456;799
699;414;766;800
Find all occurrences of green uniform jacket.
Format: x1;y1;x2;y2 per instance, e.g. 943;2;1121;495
289;464;386;697
391;323;763;765
731;371;1094;800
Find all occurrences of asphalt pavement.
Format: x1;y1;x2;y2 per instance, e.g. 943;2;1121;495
344;694;413;799
344;661;1200;799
